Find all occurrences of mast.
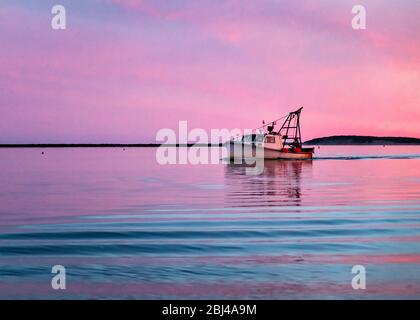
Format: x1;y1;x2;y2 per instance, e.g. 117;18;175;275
278;107;304;147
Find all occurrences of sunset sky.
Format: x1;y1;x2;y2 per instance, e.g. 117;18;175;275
1;0;419;143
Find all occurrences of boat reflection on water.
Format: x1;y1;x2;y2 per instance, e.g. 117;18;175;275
224;160;313;207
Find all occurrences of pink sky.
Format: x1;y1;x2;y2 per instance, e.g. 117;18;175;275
1;0;419;143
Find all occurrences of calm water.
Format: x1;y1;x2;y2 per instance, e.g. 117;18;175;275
0;146;419;299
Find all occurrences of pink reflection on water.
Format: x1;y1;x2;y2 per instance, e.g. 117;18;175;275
0;146;419;221
0;147;419;299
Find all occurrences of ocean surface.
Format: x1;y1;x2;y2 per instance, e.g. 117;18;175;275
0;146;419;299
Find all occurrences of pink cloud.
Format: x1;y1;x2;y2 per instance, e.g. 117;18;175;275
0;1;419;142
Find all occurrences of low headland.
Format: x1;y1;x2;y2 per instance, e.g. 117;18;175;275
304;135;420;145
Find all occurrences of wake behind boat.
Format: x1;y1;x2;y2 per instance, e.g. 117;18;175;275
225;107;314;160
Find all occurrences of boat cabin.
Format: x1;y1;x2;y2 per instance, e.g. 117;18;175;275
263;134;284;150
241;133;284;150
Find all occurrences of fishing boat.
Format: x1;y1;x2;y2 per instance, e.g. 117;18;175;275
225;107;314;160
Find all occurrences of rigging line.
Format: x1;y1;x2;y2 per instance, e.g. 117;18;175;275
252;114;288;132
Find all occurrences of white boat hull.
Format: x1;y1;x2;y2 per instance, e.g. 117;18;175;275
225;141;313;160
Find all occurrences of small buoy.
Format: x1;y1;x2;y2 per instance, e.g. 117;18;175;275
41;151;44;155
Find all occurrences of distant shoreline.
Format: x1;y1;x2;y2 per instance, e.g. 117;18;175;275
0;143;223;148
1;135;420;147
304;135;420;145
